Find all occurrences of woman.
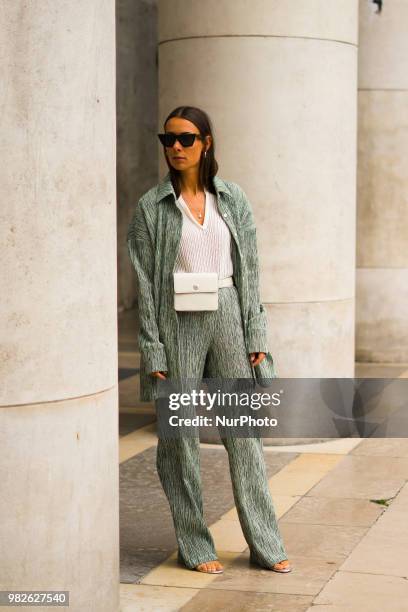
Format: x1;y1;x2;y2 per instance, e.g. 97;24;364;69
126;105;291;574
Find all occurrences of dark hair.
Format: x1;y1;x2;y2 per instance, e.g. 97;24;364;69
161;106;219;197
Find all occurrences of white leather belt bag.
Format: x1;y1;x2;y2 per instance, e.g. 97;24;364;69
173;272;234;311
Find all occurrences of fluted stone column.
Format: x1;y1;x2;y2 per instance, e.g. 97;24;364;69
0;3;119;610
158;0;358;378
357;0;408;363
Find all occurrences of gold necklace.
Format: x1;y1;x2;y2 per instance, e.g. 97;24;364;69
182;192;205;220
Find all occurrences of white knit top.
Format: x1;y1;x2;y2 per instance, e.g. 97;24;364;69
174;189;234;279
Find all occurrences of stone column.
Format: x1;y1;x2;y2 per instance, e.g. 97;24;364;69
117;0;158;313
356;0;408;363
0;3;119;610
158;0;358;377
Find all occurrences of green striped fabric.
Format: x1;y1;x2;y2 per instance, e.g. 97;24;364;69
158;435;288;569
126;172;276;402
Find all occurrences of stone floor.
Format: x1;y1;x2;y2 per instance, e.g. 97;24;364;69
118;308;408;611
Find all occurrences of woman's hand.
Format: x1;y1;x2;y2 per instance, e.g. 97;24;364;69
249;352;266;367
151;371;168;379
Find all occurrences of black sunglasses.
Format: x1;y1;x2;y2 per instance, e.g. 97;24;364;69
157;132;204;148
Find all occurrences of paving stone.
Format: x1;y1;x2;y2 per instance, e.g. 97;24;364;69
208;552;340;596
351;437;408;457
312;570;408;610
307;455;408;499
279;523;367;562
340;488;408;577
180;588;313;611
120;584;199;612
280;496;384;527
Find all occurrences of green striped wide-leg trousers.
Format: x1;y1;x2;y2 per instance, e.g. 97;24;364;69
155;285;288;569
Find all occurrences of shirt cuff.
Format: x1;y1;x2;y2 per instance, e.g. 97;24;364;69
246;329;269;354
142;343;168;374
246;305;269;353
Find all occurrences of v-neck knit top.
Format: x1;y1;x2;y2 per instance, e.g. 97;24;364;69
174;188;234;280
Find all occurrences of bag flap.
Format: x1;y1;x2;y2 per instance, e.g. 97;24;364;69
174;272;218;294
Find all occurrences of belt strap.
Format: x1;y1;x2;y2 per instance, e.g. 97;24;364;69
218;276;234;288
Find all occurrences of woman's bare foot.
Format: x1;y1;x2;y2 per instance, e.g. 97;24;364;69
195;560;224;573
271;559;292;573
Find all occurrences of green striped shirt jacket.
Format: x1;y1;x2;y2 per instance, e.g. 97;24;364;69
126;171;276;402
